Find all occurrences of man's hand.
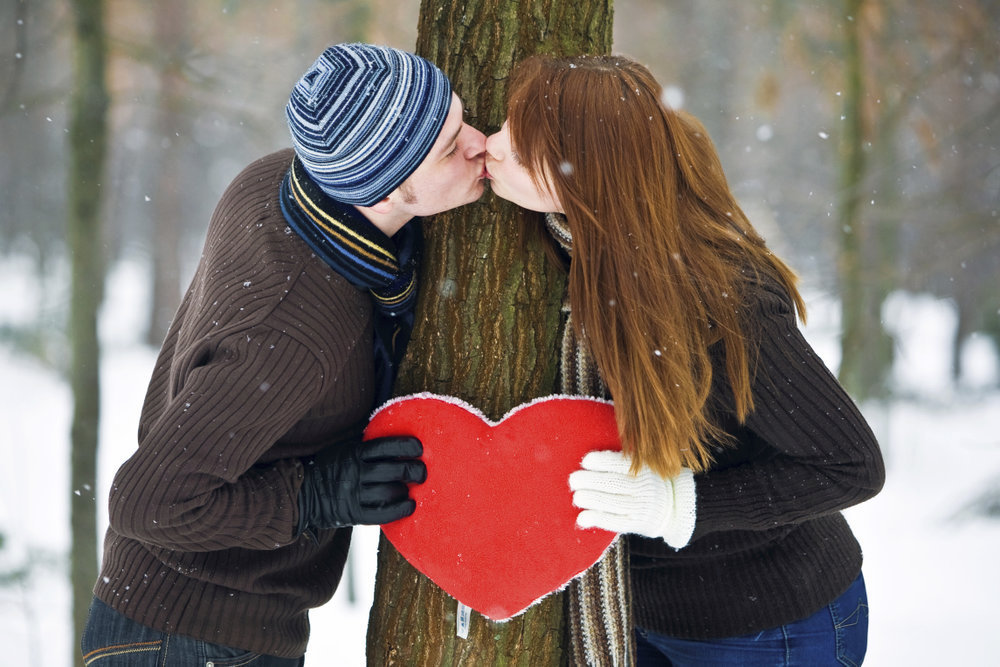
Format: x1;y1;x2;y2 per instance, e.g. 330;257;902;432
298;436;426;533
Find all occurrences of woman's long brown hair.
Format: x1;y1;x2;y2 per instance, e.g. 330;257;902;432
507;54;806;478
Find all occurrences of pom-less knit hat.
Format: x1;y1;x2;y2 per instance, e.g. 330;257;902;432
286;43;452;206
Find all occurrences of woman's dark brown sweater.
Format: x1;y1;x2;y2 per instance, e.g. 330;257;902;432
629;277;885;639
94;149;375;658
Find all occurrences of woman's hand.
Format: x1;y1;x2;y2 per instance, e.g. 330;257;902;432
569;450;697;549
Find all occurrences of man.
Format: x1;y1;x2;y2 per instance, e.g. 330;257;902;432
81;43;486;665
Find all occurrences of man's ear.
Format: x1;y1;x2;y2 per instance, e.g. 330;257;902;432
366;195;395;215
354;193;410;238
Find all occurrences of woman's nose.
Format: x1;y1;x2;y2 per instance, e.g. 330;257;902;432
485;132;503;160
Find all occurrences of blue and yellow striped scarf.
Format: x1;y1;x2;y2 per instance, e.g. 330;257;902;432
279;156;421;402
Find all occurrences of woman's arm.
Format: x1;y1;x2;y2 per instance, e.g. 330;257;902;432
691;281;885;540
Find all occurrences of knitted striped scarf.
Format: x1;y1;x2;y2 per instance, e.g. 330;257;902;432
279;156;421;402
546;213;635;666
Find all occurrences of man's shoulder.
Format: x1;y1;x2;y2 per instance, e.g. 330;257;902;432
199;147;359;304
247;148;296;174
206;150;293;227
225;149;295;193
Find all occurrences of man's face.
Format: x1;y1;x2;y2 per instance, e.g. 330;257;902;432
394;93;487;218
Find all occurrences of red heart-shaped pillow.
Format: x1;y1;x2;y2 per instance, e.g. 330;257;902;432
364;393;621;621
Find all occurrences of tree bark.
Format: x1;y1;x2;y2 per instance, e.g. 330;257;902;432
836;0;870;398
146;0;189;346
67;0;108;663
837;0;899;401
366;1;612;664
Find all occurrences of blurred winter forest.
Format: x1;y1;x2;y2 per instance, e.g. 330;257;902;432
1;0;999;662
3;0;998;396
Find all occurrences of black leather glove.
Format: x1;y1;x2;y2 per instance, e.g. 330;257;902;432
297;436;426;533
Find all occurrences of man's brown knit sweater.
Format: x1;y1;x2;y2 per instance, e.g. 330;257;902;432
629;277;885;639
94;150;374;658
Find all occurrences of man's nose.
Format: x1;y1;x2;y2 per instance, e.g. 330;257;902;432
462;123;487;158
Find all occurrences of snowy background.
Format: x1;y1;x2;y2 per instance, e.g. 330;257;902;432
2;258;999;666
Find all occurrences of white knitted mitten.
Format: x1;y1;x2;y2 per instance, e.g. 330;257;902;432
569;450;697;549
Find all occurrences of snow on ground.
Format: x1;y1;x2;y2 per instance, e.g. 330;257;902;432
1;259;998;665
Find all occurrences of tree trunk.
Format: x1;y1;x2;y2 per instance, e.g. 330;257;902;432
366;1;612;664
146;0;189;346
837;0;902;401
67;0;108;663
836;0;870;398
863;135;899;399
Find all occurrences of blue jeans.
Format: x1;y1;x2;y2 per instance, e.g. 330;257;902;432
636;572;869;666
81;597;305;666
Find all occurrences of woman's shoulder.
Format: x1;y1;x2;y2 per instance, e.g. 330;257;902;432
740;269;796;321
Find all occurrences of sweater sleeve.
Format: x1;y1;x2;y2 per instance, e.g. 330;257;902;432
107;324;336;552
690;282;885;540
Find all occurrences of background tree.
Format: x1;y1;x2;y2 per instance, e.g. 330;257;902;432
2;1;999;663
831;0;1000;399
365;0;612;663
835;0;885;399
145;0;191;345
67;0;109;661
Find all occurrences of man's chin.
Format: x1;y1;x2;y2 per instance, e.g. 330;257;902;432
463;180;488;204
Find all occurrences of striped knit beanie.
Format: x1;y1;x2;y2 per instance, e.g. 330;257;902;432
286;43;452;206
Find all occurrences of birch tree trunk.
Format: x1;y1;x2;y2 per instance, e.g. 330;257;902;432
366;1;613;664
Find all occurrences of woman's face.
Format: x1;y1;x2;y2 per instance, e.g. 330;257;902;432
485;121;563;213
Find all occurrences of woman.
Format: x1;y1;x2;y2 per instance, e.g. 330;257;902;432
485;54;884;666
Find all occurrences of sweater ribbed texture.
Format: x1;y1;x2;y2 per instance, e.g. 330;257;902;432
94;149;374;658
629;277;885;640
